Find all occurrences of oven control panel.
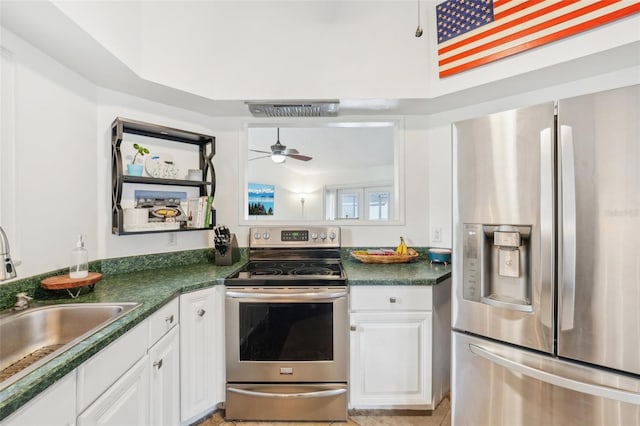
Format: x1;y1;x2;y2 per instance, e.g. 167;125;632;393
281;230;308;241
249;226;341;248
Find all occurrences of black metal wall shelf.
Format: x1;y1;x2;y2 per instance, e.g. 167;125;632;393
121;175;215;187
111;117;216;235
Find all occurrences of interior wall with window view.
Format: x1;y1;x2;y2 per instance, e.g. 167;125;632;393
325;184;392;221
247;155;394;222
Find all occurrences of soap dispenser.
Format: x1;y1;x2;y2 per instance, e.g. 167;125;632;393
70;235;88;279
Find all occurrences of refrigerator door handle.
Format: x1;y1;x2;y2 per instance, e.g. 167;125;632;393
539;127;554;323
468;344;640;405
559;125;576;330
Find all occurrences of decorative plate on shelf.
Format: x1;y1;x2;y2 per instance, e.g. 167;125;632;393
145;153;179;179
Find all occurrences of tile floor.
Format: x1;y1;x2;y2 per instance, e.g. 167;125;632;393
195;396;451;426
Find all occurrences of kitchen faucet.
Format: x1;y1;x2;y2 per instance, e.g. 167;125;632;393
0;226;17;281
14;292;32;310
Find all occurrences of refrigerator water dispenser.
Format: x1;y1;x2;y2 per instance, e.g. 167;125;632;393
463;224;532;312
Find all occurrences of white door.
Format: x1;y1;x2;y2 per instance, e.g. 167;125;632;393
77;356;150;426
350;311;432;408
180;288;217;422
149;326;180;426
1;372;76;426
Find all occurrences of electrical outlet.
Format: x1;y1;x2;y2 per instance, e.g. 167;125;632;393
168;232;177;246
432;227;442;243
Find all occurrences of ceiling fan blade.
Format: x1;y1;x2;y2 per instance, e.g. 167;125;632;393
250;149;272;154
286;153;313;161
282;148;299;155
249;155;271;161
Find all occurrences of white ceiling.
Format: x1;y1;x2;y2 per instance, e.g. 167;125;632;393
1;1;638;117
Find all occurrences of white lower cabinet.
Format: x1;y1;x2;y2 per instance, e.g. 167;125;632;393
180;286;224;424
149;325;181;426
77;297;181;426
1;371;76;426
77;355;150;426
349;281;451;410
350;311;432;408
3;288;225;425
76;319;151;426
76;321;149;414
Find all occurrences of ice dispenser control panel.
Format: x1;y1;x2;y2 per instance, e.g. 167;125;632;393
463;224;483;301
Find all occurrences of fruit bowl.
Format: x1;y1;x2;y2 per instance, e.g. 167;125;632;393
350;248;419;264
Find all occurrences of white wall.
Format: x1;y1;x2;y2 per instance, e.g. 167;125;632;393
96;63;640;256
0;28;97;278
96;89;242;259
246;161;394;222
52;0;142;72
1;20;639;281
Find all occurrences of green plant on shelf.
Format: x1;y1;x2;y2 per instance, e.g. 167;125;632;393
131;143;150;164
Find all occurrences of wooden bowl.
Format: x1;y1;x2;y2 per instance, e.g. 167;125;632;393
350;248;419;264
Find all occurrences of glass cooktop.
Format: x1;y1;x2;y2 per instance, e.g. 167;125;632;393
226;260;346;284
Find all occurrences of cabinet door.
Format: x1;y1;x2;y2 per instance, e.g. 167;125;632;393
350;311;432;409
149;326;180;426
77;355;150;426
180;287;220;423
1;371;76;426
76;321;148;413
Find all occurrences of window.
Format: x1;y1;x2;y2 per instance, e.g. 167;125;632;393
367;189;390;221
337;189;361;219
326;184;392;221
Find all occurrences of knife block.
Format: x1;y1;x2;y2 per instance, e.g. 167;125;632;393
215;233;240;266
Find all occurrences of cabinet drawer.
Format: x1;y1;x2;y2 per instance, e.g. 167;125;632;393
77;319;148;413
350;286;432;311
148;297;179;347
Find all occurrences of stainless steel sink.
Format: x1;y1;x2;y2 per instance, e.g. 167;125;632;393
0;302;140;389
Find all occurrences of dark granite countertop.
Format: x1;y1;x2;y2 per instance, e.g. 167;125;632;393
0;247;450;419
343;248;451;286
0;260;244;420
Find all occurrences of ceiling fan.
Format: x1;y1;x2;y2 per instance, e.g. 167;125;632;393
249;128;312;163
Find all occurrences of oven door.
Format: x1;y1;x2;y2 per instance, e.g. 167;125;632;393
225;286;348;383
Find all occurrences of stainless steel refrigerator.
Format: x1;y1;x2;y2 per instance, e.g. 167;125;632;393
452;84;640;426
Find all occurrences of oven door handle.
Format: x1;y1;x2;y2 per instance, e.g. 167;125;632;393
226;290;347;301
227;386;347;399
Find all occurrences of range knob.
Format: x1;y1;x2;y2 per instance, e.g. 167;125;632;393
329;232;336;241
320;232;326;241
262;232;271;240
311;232;318;241
253;232;261;240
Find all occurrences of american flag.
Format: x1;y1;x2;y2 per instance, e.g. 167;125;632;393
436;0;640;78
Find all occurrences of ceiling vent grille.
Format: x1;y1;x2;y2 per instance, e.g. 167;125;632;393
246;101;339;117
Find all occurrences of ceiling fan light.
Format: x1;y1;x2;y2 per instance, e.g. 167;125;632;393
271;153;287;163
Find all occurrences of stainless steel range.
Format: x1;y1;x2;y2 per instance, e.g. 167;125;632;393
224;226;348;422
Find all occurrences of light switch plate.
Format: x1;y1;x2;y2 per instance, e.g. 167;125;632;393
432;227;442;242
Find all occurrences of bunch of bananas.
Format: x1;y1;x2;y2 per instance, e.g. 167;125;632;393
395;236;409;255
